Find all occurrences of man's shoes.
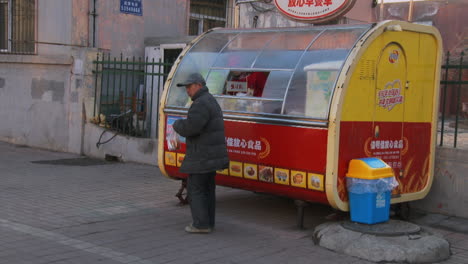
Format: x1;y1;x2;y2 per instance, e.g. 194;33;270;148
185;224;212;234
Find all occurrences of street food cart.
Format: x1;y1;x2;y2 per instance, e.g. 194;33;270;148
158;20;442;212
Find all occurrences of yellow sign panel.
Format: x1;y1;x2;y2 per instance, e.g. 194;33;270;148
243;163;258;180
176;153;185;167
308;173;324;191
274;168;290;185
259;165;274;182
229;161;243;177
165;152;176;167
291;170;307;188
342;31;435;123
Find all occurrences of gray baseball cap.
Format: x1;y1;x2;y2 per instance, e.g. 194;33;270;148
176;73;206;87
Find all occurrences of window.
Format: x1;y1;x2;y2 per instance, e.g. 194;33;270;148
0;0;8;51
189;0;227;36
0;0;35;54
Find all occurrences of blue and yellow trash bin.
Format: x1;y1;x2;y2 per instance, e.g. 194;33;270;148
346;158;399;224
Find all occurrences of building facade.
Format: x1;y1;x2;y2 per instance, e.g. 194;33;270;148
0;0;230;163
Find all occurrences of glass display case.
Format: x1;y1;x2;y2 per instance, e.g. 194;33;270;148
166;25;371;120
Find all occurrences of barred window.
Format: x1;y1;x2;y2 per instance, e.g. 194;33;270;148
189;0;227;36
0;0;35;54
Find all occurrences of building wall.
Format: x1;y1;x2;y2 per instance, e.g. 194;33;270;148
1;0;92;154
97;0;187;57
0;55;73;151
0;0;189;157
411;148;468;219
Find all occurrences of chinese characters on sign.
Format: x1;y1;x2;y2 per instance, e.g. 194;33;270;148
226;81;248;93
367;138;405;169
287;0;333;7
274;0;356;22
120;0;142;16
226;137;262;157
378;80;404;111
370;139;403;151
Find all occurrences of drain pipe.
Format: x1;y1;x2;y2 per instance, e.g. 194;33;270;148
89;0;97;47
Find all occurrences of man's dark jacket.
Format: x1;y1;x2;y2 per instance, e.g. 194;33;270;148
173;86;229;174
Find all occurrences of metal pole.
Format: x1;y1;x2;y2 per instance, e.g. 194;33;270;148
93;53;99;116
93;53;99;117
150;58;155;138
131;56;136;136
408;0;414;22
136;57;142;136
440;51;450;147
105;53;111;117
118;53;123;130
157;59;162;139
18;0;22;52
234;3;240;28
125;57;129;135
379;0;385;22
143;56;148;137
454;52;464;148
112;56;117;113
92;0;97;48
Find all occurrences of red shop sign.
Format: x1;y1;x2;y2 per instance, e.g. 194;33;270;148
274;0;356;23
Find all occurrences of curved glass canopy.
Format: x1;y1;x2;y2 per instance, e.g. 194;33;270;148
166;24;372;120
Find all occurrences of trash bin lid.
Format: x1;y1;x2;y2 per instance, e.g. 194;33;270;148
359;157;386;168
346;157;394;180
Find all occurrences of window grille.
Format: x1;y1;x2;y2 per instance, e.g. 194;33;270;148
0;0;35;54
189;0;231;36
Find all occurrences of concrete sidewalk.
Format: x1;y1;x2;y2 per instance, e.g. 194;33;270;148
0;141;467;264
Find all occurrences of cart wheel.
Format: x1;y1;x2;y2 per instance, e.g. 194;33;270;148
394;203;410;220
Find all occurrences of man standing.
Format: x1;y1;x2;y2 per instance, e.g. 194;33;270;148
173;73;229;234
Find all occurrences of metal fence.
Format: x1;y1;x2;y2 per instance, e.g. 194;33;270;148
439;51;468;148
93;54;171;138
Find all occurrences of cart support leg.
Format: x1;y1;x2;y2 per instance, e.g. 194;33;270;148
393;202;410;220
175;179;188;205
295;200;308;229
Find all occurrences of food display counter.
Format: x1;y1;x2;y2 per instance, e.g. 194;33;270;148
158;20;442;211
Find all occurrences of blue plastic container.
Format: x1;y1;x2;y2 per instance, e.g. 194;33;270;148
348;190;391;224
346;158;397;225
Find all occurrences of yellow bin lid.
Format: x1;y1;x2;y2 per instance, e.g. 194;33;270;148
346;158;394;180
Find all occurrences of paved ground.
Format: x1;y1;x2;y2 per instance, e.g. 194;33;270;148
0;141;467;264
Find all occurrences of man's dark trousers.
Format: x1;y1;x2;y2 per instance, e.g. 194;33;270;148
187;172;216;229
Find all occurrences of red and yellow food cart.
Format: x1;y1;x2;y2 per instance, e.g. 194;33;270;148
158;20;442;212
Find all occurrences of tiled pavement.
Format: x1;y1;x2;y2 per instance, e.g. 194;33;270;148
0;141;467;264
